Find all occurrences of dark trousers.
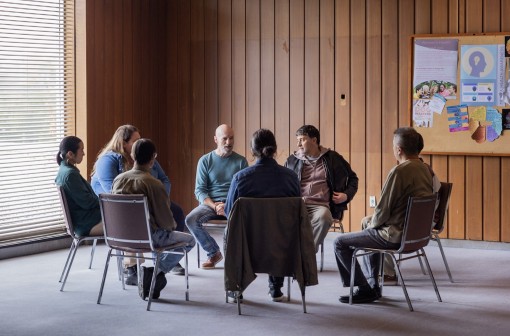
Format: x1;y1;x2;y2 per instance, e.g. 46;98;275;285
334;228;400;288
268;275;284;289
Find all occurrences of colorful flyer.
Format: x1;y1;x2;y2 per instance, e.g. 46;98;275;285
447;105;469;132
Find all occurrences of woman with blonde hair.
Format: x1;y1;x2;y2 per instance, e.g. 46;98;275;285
91;125;186;282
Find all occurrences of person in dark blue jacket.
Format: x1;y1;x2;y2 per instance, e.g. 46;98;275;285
225;129;300;303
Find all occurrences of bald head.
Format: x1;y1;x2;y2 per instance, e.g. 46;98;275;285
214;124;235;157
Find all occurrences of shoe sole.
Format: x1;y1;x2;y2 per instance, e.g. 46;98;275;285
339;296;378;304
271;295;284;302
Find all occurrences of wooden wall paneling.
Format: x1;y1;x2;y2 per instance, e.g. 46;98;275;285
319;0;335;151
483;0;500;32
334;0;352;229
304;0;319;127
274;0;291;161
103;0;114;127
464;0;484;241
121;0;133;123
205;0;219;150
414;0;431;34
85;0;96;174
448;156;466;239
177;0;194;211
150;0;168;150
111;0;124;128
502;159;510;242
245;0;261;159
503;0;510;243
289;0;305;162
260;0;275;131
232;0;246;158
483;158;500;241
166;0;183;206
431;0;448;34
190;0;206;208
89;0;106;169
365;0;382;214
218;0;232;126
503;0;510;30
480;2;502;242
458;0;466;33
137;0;153;133
397;0;414;127
465;157;483;240
448;0;459;33
334;0;351;159
348;0;366;232
381;0;398;184
464;0;482;34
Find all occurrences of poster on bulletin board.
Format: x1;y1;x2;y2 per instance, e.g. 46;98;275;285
410;33;510;156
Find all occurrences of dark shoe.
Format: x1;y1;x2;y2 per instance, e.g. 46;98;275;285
374;286;382;299
138;266;152;300
201;251;223;269
269;287;284;302
227;291;243;303
124;266;137;286
171;263;185;276
339;287;379;304
152;272;167;299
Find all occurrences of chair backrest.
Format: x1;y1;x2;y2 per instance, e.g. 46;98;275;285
433;182;453;234
56;185;76;238
224;197;318;292
399;194;438;253
99;193;152;252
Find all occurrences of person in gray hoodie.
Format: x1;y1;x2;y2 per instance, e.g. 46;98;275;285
285;125;358;251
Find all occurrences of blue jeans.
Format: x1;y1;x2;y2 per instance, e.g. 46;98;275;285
152;229;196;274
333;228;400;288
185;204;226;257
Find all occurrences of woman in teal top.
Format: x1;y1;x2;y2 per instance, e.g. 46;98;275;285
55;136;103;237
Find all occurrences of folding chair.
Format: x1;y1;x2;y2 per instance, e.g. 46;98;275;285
224;197;318;314
431;182;454;282
197;219;227;268
97;193;190;311
56;185;103;292
349;194;441;311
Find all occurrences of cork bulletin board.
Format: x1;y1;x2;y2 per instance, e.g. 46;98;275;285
410;33;510;156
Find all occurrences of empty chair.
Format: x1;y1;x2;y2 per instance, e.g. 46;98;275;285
349;195;441;311
97;193;189;311
224;197;318;314
56;185;103;291
431;182;454;282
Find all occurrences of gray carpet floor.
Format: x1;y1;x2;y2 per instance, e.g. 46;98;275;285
1;230;510;336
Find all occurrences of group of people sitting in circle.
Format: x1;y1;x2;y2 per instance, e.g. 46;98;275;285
55;123;437;305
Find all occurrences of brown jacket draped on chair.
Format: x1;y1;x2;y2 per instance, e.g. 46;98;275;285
224;197;318;295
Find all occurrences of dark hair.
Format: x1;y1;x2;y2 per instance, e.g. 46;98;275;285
251;129;277;159
296;125;320;145
131;138;156;165
57;136;82;165
393;127;424;156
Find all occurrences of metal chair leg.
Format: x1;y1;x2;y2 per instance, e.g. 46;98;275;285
88;238;97;269
320;242;324;272
392;254;414;312
287;277;291;301
97;249;113;304
435;235;454;282
184;249;189;301
60;240;80;291
420;249;442;302
59;239;77;283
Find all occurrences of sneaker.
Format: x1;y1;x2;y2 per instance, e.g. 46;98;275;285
382;274;398;286
152;272;167;299
171;263;185;276
339;287;379;304
269;287;284;302
138;266;152;300
124;266;137;286
201;251;223;269
227;291;243;303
